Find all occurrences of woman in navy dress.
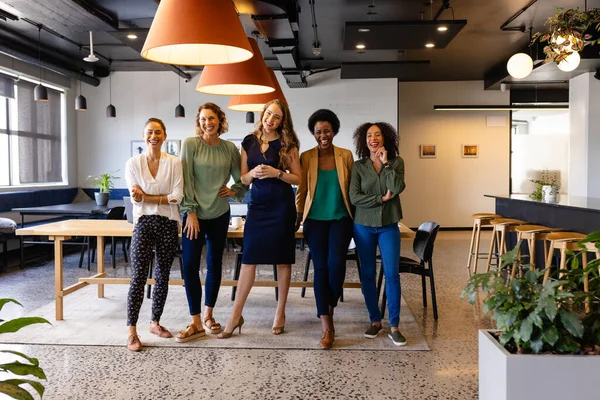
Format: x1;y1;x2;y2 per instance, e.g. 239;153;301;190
219;99;301;338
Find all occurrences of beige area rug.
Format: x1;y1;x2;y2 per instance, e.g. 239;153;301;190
0;285;429;351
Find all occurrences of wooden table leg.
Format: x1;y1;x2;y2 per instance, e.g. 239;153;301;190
54;237;64;321
97;235;105;298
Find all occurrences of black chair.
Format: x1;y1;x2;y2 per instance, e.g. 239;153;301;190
300;239;361;302
79;206;128;270
379;221;441;320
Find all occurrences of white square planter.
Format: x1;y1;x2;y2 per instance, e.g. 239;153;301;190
479;330;600;400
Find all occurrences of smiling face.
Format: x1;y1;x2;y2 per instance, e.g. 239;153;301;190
262;103;283;134
313;121;334;150
199;108;220;136
366;124;384;154
143;121;166;151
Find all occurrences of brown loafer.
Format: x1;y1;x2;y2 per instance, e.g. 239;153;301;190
320;329;334;349
128;335;142;352
149;324;173;338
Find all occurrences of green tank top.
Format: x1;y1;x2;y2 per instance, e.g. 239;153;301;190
307;168;349;221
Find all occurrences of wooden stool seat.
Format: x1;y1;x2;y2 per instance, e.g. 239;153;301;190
546;232;586;242
467;213;503;275
515;225;560;233
490;218;526;226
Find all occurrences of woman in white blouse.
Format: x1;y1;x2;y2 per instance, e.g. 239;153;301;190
124;117;184;352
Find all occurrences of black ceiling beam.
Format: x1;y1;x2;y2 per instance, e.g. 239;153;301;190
69;0;119;29
500;0;538;32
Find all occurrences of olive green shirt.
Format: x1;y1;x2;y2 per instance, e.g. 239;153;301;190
180;136;248;219
349;157;405;227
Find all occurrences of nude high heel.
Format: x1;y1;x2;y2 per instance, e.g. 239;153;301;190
217;315;244;339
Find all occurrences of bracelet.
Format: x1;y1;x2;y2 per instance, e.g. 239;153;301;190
159;195;162;205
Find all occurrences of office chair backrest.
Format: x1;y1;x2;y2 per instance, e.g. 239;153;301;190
123;197;133;223
106;206;125;221
413;221;440;263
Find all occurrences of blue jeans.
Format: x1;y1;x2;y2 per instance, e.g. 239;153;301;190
303;217;353;317
181;210;230;315
353;223;401;327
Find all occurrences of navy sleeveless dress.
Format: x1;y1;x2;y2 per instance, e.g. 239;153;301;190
241;134;296;265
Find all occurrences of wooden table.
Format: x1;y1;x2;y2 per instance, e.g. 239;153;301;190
16;219;415;320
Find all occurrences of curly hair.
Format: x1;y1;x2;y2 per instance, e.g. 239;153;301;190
353;122;399;160
254;99;300;169
195;102;229;136
143;117;166;134
307;109;340;135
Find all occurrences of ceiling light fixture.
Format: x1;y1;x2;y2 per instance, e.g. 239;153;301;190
433;104;569;111
175;72;185;118
75;46;87;111
358;28;371;32
507;52;533;79
141;0;253;66
196;37;275;96
83;31;99;62
437;26;448;31
228;69;287;112
126;34;138;40
106;62;115;118
356;44;366;49
425;43;435;48
557;51;581;72
34;25;47;102
246;112;255;124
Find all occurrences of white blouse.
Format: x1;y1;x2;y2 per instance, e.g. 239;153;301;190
125;152;184;228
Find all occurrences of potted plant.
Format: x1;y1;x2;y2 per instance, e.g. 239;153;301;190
462;233;600;400
529;169;560;202
1;298;50;399
532;7;600;65
88;171;119;206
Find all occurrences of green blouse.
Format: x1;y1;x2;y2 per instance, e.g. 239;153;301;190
307;168;349;221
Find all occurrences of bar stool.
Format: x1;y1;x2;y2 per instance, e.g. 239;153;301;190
485;218;527;273
510;225;563;280
466;213;501;275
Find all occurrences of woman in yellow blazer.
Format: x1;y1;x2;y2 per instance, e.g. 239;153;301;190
296;109;354;349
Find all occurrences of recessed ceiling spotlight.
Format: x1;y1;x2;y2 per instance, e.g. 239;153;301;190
437;26;448;32
127;34;138;40
358;28;371;32
356;44;366;49
425;43;435;48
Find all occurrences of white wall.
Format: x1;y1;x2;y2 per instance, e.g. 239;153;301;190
398;81;510;228
76;69;398;188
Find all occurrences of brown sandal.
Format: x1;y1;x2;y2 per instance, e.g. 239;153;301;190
175;323;205;343
127;335;142;352
203;316;222;334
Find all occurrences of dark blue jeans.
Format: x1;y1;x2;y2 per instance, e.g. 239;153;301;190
303;216;353;317
353;222;401;327
181;210;230;315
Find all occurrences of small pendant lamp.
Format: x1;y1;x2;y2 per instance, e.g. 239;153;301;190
34;26;48;102
196;38;275;96
106;65;115;118
141;0;253;66
246;112;254;124
75;79;87;111
175;74;185;118
228;69;287;112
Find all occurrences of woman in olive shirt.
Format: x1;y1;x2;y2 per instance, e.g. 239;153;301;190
349;122;407;346
177;102;247;342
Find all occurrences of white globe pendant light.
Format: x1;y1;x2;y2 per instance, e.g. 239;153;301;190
557;51;581;72
507;53;533;79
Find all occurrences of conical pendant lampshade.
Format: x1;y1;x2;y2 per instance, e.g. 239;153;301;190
228;69;287;112
196;38;275;96
106;71;116;118
141;0;253;66
175;74;185;118
34;26;48;102
75;78;87;111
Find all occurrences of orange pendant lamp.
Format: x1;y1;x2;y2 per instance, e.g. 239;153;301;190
228;69;287;111
141;0;253;66
196;38;275;95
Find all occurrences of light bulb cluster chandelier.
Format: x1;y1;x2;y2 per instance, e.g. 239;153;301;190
140;0;285;119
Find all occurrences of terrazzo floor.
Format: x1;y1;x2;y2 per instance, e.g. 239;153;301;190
0;231;493;399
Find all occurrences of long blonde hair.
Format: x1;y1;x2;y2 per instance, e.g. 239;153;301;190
254;99;299;169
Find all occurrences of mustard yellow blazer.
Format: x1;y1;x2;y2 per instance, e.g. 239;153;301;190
295;145;354;223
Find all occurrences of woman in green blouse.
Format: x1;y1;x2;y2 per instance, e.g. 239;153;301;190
176;102;247;342
349;122;407;346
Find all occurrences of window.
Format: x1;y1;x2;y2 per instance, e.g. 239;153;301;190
0;78;64;186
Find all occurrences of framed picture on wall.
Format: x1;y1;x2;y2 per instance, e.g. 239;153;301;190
162;140;181;157
420;144;437;158
130;140;145;157
462;144;479;158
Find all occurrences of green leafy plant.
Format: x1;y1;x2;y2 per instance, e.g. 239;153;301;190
529;169;560;201
1;298;51;399
87;171;119;194
462;232;600;354
532;7;600;64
